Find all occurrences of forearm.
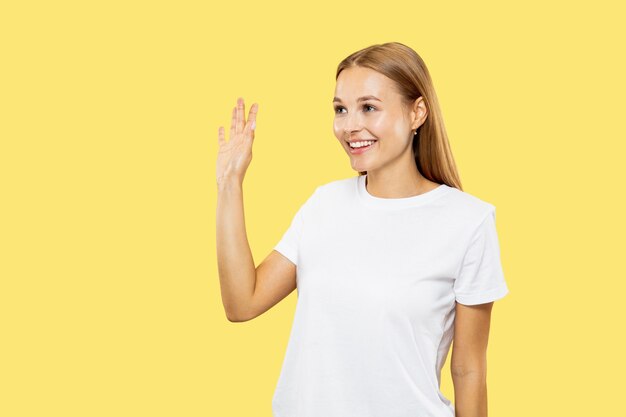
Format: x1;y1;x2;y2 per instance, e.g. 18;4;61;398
452;371;488;417
216;178;256;321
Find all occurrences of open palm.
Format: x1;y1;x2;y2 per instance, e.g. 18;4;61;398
217;97;258;186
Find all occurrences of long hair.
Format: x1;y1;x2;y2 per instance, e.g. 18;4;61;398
336;42;463;191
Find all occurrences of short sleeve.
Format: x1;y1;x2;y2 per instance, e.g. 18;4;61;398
273;187;319;266
453;207;510;305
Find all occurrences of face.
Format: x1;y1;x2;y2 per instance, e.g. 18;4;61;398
333;66;427;174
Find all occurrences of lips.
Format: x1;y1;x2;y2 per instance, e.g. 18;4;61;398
346;138;377;143
348;140;377;154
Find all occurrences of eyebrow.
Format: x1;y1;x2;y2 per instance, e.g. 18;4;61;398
333;95;382;103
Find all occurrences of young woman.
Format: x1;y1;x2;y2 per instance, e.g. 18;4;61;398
216;42;509;417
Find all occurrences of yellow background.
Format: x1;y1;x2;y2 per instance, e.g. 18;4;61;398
1;0;624;415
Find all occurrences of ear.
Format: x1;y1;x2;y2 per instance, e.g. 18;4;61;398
411;96;428;130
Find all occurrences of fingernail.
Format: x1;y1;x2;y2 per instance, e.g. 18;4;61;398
251;121;256;130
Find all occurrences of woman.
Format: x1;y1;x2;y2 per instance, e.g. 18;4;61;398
216;42;509;417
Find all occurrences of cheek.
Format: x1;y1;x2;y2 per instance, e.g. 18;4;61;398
392;115;407;137
379;114;409;145
368;113;394;136
333;119;342;138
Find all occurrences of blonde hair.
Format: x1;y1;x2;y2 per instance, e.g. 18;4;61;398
336;42;463;191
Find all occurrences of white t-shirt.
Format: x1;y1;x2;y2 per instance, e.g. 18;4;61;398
272;174;509;417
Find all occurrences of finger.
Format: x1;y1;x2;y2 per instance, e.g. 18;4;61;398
236;97;245;134
245;103;258;142
230;106;236;141
218;126;225;145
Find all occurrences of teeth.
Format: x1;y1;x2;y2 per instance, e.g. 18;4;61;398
349;140;375;148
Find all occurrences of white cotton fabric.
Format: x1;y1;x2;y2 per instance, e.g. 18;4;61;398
272;174;509;417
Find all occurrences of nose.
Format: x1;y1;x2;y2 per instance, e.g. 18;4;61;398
342;112;363;136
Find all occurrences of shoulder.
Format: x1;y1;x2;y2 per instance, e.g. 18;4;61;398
441;185;497;227
312;176;358;199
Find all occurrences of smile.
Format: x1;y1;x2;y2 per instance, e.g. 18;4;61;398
348;140;377;155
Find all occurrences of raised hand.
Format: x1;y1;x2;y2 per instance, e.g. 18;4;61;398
217;97;258;186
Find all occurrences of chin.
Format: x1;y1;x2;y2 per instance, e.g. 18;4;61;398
352;162;374;172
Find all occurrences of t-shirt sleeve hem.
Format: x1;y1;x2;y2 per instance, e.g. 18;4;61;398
455;283;509;305
273;243;297;266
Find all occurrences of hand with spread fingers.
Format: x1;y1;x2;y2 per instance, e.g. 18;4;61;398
217;97;258;186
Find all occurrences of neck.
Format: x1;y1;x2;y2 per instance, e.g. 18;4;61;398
364;165;427;199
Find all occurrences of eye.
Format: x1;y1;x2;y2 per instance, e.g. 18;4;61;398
333;104;377;114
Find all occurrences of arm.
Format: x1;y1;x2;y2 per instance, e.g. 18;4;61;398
216;179;299;322
216;179;257;322
215;98;303;322
451;301;494;417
